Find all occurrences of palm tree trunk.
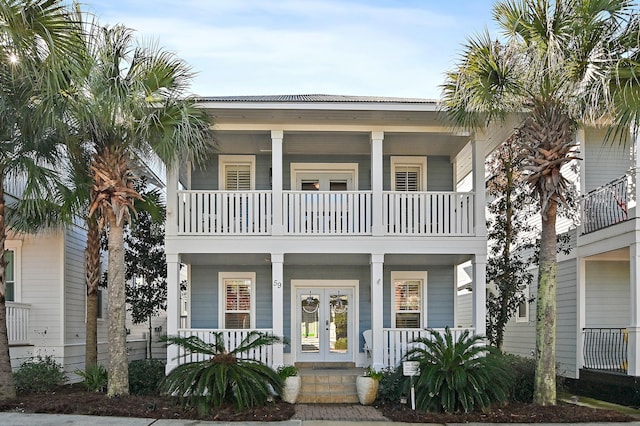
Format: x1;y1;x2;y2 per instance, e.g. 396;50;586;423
85;217;101;370
534;199;557;406
106;209;128;396
0;180;16;400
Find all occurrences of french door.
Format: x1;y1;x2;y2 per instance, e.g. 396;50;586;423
296;287;353;362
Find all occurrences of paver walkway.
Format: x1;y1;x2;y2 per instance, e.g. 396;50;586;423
293;404;389;421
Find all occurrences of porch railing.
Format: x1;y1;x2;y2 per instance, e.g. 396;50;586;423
283;191;371;234
383;327;474;368
176;329;274;366
582;327;628;374
177;191;272;235
6;302;30;345
384;192;475;235
582;174;630;234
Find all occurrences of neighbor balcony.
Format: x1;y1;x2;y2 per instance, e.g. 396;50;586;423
581;171;633;234
6;302;30;345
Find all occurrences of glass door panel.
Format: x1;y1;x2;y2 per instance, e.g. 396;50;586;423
300;293;320;353
329;292;349;354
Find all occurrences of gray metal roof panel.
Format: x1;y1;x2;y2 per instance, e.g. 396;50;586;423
194;94;437;104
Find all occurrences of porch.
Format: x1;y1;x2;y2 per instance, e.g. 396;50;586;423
582;327;628;374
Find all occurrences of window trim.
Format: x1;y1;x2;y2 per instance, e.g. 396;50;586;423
515;284;530;323
390;156;427;191
5;240;22;302
218;155;256;190
290;163;359;190
218;272;256;329
391;271;428;328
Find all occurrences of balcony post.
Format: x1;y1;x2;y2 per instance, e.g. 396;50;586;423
633;128;640;218
629;243;640;375
370;253;384;370
472;254;487;338
271;130;284;235
371;132;384;236
166;165;178;236
576;257;586;376
271;253;284;368
472;136;487;237
165;253;181;374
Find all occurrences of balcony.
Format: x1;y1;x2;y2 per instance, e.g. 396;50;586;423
6;302;30;345
582;327;628;374
581;173;631;234
175;190;475;237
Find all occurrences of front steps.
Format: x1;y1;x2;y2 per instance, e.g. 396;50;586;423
295;362;364;403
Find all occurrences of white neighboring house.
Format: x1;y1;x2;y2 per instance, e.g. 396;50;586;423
164;94;506;372
501;127;640;403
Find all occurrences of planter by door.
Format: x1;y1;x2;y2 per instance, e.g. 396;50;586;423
281;376;301;404
356;376;379;405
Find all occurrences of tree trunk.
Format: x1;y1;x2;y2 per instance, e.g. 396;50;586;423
0;180;16;400
148;315;152;360
534;200;557;406
106;209;129;396
85;217;101;370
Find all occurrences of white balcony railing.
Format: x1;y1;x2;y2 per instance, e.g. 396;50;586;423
176;328;274;366
177;191;272;235
283;191;372;234
384;192;475;235
6;302;30;345
383;327;474;368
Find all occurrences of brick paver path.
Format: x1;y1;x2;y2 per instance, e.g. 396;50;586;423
293;404;389;421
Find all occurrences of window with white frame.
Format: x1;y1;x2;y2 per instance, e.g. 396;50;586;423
516;284;530;323
219;272;255;329
391;156;427;191
219;155;255;190
391;271;427;328
4;241;21;302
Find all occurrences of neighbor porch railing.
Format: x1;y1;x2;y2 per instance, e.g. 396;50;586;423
383;327;475;368
582;174;630;234
176;328;275;366
582;327;628;374
6;302;30;345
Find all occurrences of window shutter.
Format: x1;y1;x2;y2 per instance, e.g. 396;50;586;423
395;166;420;191
224;278;252;329
225;164;251;190
394;279;421;328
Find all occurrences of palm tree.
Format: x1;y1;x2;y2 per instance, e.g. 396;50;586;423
441;0;636;405
69;23;213;396
0;0;83;401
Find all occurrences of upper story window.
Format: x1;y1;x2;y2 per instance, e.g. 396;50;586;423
219;272;255;329
391;271;427;328
219;155;255;190
391;156;427;192
4;241;21;302
291;163;358;191
516;284;530;323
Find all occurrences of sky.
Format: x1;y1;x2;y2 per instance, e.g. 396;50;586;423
85;0;499;99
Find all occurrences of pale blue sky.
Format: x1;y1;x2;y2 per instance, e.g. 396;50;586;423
85;1;498;99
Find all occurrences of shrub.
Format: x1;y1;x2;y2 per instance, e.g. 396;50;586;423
75;364;108;392
378;367;405;404
160;331;284;414
363;366;383;380
129;359;165;395
406;328;513;413
502;354;535;402
14;355;67;394
276;365;298;379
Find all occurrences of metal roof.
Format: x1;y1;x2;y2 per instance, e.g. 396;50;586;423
194;94;438;104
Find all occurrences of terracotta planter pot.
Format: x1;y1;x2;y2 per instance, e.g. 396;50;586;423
356;376;379;405
281;376;301;404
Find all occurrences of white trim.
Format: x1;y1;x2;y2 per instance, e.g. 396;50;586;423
218;271;256;329
290;163;359;190
5;240;21;302
390;271;428;328
218;155;256;190
390;156;427;191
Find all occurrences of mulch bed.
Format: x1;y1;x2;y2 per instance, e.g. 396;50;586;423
0;383;636;423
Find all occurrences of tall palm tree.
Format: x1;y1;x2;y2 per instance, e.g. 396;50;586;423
0;0;83;401
441;0;636;405
69;23;213;396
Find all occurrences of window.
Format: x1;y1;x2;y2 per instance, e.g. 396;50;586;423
97;289;103;319
219;155;255;190
5;250;14;302
391;156;427;191
219;272;255;329
391;271;427;328
516;284;530;323
291;163;358;191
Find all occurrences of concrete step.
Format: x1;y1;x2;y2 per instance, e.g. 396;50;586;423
296;366;363;404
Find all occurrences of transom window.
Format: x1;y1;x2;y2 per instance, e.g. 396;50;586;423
391;156;427;192
219;272;255;329
391;271;427;328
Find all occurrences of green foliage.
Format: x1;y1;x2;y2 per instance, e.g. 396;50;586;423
363;366;383;380
501;354;535;403
276;365;298;379
406;328;513;413
129;359;166;395
74;364;108;392
14;356;67;394
160;331;285;413
377;367;405;404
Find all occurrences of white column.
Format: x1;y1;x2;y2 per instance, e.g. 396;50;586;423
166;165;178;236
628;244;640;375
271;130;284;235
576;257;586;376
472;136;487;237
165;253;181;374
370;254;384;370
472;254;487;337
371;132;384;236
271;253;284;368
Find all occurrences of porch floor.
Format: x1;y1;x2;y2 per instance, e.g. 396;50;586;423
296;365;364;403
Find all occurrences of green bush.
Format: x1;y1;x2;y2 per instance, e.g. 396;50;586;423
160;331;284;414
406;328;513;413
378;367;405;404
75;364;108;392
276;365;298;379
14;355;67;394
129;359;165;395
502;354;535;402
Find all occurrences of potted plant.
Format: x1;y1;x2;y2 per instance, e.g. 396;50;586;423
356;366;382;405
277;365;300;404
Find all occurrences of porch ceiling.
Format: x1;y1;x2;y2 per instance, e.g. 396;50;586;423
584;247;629;261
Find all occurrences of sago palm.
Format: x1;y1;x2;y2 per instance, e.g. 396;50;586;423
441;0;637;405
161;332;284;413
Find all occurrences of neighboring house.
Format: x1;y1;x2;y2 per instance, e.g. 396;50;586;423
502;127;640;404
164;94;503;372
